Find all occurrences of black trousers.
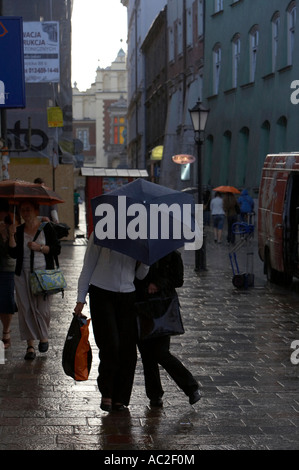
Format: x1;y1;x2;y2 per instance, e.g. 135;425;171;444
89;285;137;406
138;335;198;400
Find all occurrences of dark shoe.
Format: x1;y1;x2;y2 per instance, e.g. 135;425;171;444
38;341;49;353
150;397;163;407
189;389;202;405
100;400;112;412
112;403;127;411
24;346;36;360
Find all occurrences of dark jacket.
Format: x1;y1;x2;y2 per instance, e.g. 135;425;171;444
135;251;184;300
8;222;61;276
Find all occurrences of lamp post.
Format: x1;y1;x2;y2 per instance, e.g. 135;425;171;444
189;99;209;271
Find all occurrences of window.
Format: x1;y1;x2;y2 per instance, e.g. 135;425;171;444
272;12;280;72
249;26;259;82
113;117;126;145
177;20;183;55
232;34;241;88
198;0;204;37
169;27;174;62
287;2;296;65
215;0;223;13
76;128;90;151
186;7;193;47
213;44;221;94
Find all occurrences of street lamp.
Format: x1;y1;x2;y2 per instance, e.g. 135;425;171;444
189;99;209;271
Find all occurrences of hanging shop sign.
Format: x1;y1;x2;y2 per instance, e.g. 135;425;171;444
47;107;63;128
0;16;26;108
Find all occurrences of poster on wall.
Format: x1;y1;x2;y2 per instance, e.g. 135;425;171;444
23;21;60;83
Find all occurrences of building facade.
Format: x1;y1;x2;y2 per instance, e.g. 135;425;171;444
121;0;168;169
203;0;299;195
72;49;128;168
159;0;204;189
123;0;204;189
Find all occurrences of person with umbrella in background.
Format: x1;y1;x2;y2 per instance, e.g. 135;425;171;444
74;235;149;412
8;200;61;360
223;192;238;245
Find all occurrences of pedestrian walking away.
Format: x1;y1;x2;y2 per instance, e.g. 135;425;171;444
210;192;225;243
238;189;254;222
8;200;61;360
223;192;238;244
74;232;149;412
135;250;201;407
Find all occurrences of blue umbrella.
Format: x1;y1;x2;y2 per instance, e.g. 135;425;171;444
91;178;199;265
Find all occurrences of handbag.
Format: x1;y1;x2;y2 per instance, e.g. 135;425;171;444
62;316;92;381
135;292;185;341
29;222;67;298
30;268;67;297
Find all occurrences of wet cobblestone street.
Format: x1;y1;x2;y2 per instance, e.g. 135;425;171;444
0;223;299;452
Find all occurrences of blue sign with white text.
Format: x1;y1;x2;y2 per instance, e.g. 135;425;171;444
0;16;26;108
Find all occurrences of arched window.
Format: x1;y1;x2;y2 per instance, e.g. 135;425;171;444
271;12;280;72
213;43;221;94
287;1;296;65
249;25;259;82
276;116;287;151
221;130;232;184
232;34;241;88
237;127;249;186
259;121;271;174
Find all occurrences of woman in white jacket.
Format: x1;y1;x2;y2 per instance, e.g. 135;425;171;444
74;232;149;412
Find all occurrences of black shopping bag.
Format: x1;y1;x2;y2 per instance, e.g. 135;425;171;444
135;293;185;340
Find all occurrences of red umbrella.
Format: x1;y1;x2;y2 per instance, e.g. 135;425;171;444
0;179;65;205
213;185;240;194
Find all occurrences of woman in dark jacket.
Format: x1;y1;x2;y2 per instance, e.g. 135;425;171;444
8;200;61;360
136;251;201;407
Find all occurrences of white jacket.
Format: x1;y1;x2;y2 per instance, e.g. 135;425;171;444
77;232;149;303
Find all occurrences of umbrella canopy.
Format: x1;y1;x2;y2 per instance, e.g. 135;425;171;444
91;178;200;265
213;185;240;194
0;179;65;205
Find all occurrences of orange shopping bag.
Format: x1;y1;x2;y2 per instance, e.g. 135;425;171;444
62;315;92;381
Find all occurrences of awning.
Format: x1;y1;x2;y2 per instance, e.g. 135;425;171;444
80;168;149;178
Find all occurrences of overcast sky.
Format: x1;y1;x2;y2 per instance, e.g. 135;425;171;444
71;0;127;91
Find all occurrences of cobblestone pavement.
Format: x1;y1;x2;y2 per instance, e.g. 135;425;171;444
0;221;299;452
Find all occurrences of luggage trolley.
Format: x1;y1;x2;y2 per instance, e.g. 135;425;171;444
229;213;255;289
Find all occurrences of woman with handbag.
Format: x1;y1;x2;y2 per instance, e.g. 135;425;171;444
8;200;61;360
135;251;201;407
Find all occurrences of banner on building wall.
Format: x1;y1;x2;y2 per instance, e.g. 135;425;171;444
0;16;26;108
23;21;60;83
